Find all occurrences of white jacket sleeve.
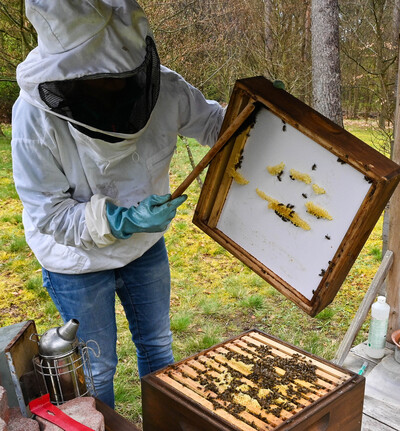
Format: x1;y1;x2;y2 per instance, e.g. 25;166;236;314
11;134;113;250
174;72;225;148
85;195;117;247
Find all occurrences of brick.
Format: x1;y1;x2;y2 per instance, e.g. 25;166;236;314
35;397;104;431
7;409;38;431
0;387;9;423
0;418;7;431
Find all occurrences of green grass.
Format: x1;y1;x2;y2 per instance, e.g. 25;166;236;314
0;121;386;428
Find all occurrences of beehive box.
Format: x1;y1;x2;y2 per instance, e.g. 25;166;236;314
193;77;400;316
142;330;365;431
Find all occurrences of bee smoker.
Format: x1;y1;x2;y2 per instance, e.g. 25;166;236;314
31;319;97;405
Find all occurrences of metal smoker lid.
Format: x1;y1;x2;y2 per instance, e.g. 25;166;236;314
38;318;80;358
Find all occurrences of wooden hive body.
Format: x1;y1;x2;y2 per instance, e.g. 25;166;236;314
142;330;365;430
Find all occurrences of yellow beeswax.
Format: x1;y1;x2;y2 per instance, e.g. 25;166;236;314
290;169;312;184
305;202;333;220
228;167;249;185
312;184;326;195
267;162;285;176
256;189;311;231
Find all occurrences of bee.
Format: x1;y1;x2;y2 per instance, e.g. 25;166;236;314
312;289;315;294
235;156;243;170
312;164;317;171
302;193;308;199
282;120;287;132
337;158;346;165
325;234;331;240
277;170;283;181
364;175;373;184
319;269;326;277
289;175;295;180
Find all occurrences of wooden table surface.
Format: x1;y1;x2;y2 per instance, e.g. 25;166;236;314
343;343;400;431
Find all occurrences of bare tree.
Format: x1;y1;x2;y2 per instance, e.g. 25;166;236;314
311;0;343;126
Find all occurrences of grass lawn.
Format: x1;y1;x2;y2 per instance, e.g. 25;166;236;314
0;120;385;428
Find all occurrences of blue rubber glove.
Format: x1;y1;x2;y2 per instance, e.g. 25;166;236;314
106;194;187;239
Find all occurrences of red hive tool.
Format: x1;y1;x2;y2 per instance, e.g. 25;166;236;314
29;394;95;431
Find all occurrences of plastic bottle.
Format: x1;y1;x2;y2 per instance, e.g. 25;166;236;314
367;296;390;359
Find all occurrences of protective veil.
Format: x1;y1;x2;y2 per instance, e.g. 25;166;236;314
18;0;160;140
12;0;224;273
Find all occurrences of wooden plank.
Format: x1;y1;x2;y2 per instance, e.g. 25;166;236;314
334;250;394;365
363;395;400;430
362;414;399;431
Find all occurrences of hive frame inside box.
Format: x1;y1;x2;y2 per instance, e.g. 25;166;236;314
193;77;400;316
142;329;365;431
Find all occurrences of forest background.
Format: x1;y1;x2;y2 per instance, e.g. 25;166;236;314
0;0;398;148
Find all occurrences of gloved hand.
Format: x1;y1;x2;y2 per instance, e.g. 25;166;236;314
106;194;187;239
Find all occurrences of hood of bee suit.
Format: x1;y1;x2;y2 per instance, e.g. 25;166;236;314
16;0;160;140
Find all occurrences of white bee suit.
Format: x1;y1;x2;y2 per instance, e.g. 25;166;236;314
12;0;224;273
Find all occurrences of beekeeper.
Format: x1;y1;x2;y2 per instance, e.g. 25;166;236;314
12;0;224;408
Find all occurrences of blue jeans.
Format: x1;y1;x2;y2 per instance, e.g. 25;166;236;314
42;238;174;408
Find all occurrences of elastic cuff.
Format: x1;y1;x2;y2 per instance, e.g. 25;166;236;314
85;195;118;248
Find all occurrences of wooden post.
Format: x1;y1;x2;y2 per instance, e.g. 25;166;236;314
333;251;393;365
386;45;400;339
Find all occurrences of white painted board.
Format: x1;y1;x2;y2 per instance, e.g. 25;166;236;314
216;107;371;301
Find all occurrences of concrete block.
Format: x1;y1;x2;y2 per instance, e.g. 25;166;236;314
36;397;104;431
7;409;39;431
0;387;9;423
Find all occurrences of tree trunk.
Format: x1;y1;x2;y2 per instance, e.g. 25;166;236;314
311;0;343;126
394;0;400;50
263;0;274;63
387;65;400;337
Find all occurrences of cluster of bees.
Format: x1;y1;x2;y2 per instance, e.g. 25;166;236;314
228;148;333;235
187;343;320;427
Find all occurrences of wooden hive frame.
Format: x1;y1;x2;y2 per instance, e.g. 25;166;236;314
193;77;400;316
142;329;365;430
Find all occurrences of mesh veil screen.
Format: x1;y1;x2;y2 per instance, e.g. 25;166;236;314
38;37;160;140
